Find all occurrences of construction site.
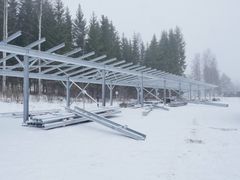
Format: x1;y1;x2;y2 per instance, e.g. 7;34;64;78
0;0;239;180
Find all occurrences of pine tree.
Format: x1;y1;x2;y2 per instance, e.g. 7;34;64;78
120;35;132;62
191;53;201;81
86;13;101;55
99;15;111;55
41;0;57;50
53;0;65;51
158;31;169;71
64;7;73;51
220;73;233;95
8;0;19;35
174;27;186;75
203;49;220;85
145;34;159;68
99;15;120;59
139;42;145;65
132;33;140;64
164;27;186;75
0;0;4;41
168;29;178;74
73;4;87;50
109;22;121;59
18;0;38;46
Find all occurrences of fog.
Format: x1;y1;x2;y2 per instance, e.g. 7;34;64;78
63;0;240;82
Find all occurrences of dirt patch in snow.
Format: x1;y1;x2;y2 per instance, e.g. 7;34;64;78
186;139;204;144
209;127;238;132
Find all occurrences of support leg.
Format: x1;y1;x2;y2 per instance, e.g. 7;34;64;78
198;85;200;100
155;89;158;98
136;87;140;104
178;82;182;98
110;84;113;106
23;56;29;124
102;70;106;107
140;75;144;107
189;84;192;101
204;88;207;100
66;78;70;108
163;80;166;105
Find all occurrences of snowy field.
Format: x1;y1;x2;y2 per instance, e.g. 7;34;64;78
0;98;240;180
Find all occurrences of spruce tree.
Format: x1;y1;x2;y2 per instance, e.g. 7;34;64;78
99;16;112;56
18;0;38;46
109;22;121;59
99;15;120;59
145;34;159;68
64;7;73;51
120;35;132;62
191;53;201;81
86;13;102;56
53;0;65;52
8;0;19;35
158;31;169;71
167;29;178;74
202;49;220;85
139;42;145;65
174;27;186;75
132;33;140;64
41;0;57;50
73;4;87;50
0;0;4;41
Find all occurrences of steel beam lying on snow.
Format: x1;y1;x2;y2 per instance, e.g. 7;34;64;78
68;106;146;141
188;101;229;107
27;107;121;130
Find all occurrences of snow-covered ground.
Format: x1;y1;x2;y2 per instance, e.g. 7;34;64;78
0;98;240;180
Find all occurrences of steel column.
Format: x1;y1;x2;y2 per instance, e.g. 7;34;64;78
163;80;166;105
155;89;158;98
102;70;106;106
169;89;172;98
197;85;200;100
23;56;29;123
212;88;215;99
204;88;207;100
140;75;144;107
66;77;70;107
2;0;8;96
189;84;192;100
136;87;140;104
38;0;43;95
109;83;114;106
178;82;182;98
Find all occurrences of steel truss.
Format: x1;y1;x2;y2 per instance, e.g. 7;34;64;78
0;31;217;123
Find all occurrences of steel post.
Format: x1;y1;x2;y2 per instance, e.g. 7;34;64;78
178;81;182;98
66;77;70;107
2;0;8;96
155;89;158;98
204;88;207;100
110;83;113;106
189;84;192;100
102;70;106;106
198;85;200;100
23;56;29;123
163;80;166;105
212;88;215;99
38;0;43;95
140;75;144;107
136;87;140;104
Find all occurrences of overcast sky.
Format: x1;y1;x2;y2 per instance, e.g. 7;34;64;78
62;0;240;82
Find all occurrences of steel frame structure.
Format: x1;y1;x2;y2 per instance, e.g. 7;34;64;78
0;31;217;123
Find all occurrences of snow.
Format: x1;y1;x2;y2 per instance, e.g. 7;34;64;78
0;98;240;180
